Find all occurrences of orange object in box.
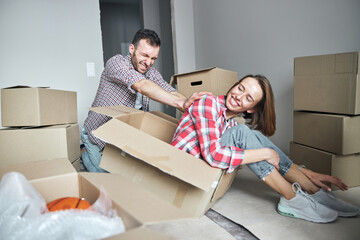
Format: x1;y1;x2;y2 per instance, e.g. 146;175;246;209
47;197;91;212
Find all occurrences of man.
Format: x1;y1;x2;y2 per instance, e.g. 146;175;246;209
82;29;207;172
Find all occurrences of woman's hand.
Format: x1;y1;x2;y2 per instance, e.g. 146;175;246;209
300;167;348;191
264;148;280;170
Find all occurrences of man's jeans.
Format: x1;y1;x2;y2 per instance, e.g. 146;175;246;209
221;124;292;180
81;127;107;173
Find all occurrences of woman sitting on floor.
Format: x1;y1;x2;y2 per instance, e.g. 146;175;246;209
171;74;359;223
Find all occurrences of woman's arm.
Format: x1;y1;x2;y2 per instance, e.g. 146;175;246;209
190;96;244;172
242;148;280;170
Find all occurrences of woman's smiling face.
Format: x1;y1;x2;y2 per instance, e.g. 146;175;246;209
225;77;264;117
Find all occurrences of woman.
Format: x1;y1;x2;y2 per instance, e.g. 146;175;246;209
171;74;359;223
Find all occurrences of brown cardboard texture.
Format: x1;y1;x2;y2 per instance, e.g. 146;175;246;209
89;104;143;118
293;111;360;155
290;142;360;189
170;67;238;98
0;124;80;166
93;111;238;217
294;52;360;115
71;158;81;172
1;86;77;127
0;158;182;239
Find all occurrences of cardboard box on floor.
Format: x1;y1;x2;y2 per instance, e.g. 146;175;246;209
170;67;238;98
0;124;80;166
0;158;188;239
294;52;360;115
1;86;77;127
290;142;360;189
91;106;238;218
293;111;360;155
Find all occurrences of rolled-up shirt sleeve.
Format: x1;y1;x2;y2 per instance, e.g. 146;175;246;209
189;96;244;173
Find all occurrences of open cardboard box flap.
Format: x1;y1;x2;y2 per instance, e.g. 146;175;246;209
93;112;222;192
89;105;143;118
80;171;191;224
0;158;77;180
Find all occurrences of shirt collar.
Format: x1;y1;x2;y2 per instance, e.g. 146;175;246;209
217;95;229;119
218;95;239;121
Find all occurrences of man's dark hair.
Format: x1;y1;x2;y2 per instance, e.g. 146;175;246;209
132;29;161;48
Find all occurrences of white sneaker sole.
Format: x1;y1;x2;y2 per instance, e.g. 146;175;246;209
277;202;337;223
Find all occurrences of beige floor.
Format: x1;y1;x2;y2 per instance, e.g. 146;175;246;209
148;215;237;240
212;167;360;240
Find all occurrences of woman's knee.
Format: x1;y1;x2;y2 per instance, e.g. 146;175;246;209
221;124;253;146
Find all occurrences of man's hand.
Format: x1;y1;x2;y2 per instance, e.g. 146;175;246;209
182;92;213;111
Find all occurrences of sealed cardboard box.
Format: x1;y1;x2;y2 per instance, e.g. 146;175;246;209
294;52;360;115
0;158;182;239
92;107;238;218
293;111;360;155
1;86;77;127
0;124;80;166
170;67;238;98
290;142;360;189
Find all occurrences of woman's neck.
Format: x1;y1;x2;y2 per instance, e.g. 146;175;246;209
225;109;242;120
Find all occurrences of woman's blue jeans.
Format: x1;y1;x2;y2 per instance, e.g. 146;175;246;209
220;124;292;180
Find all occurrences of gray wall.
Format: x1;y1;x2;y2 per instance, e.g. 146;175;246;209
143;0;175;116
0;0;104;131
100;1;142;63
174;0;360;154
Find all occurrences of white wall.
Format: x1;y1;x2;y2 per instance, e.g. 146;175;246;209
174;0;360;154
0;0;104;131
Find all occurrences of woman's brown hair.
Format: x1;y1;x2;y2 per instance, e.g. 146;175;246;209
226;74;276;136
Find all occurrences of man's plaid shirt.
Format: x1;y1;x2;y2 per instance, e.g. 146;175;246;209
84;54;175;150
171;95;244;173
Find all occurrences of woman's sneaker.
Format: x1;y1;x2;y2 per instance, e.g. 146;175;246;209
312;189;359;217
277;183;338;223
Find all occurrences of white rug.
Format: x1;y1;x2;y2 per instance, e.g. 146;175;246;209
212;167;360;240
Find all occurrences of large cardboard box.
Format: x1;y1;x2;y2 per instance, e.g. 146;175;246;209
1;86;77;127
294;52;360;115
0;158;184;239
290;142;360;189
293;111;360;155
0;124;81;166
170;67;238;98
92;107;238;218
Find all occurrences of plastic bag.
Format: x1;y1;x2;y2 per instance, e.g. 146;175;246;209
0;172;125;240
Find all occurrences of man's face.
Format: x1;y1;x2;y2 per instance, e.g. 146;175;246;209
129;39;160;74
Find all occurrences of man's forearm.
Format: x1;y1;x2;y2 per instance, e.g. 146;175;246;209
132;79;186;111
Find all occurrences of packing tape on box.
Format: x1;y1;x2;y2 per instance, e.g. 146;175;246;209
122;146;172;172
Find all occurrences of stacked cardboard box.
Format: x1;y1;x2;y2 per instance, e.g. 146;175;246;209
290;52;360;189
0;86;81;169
